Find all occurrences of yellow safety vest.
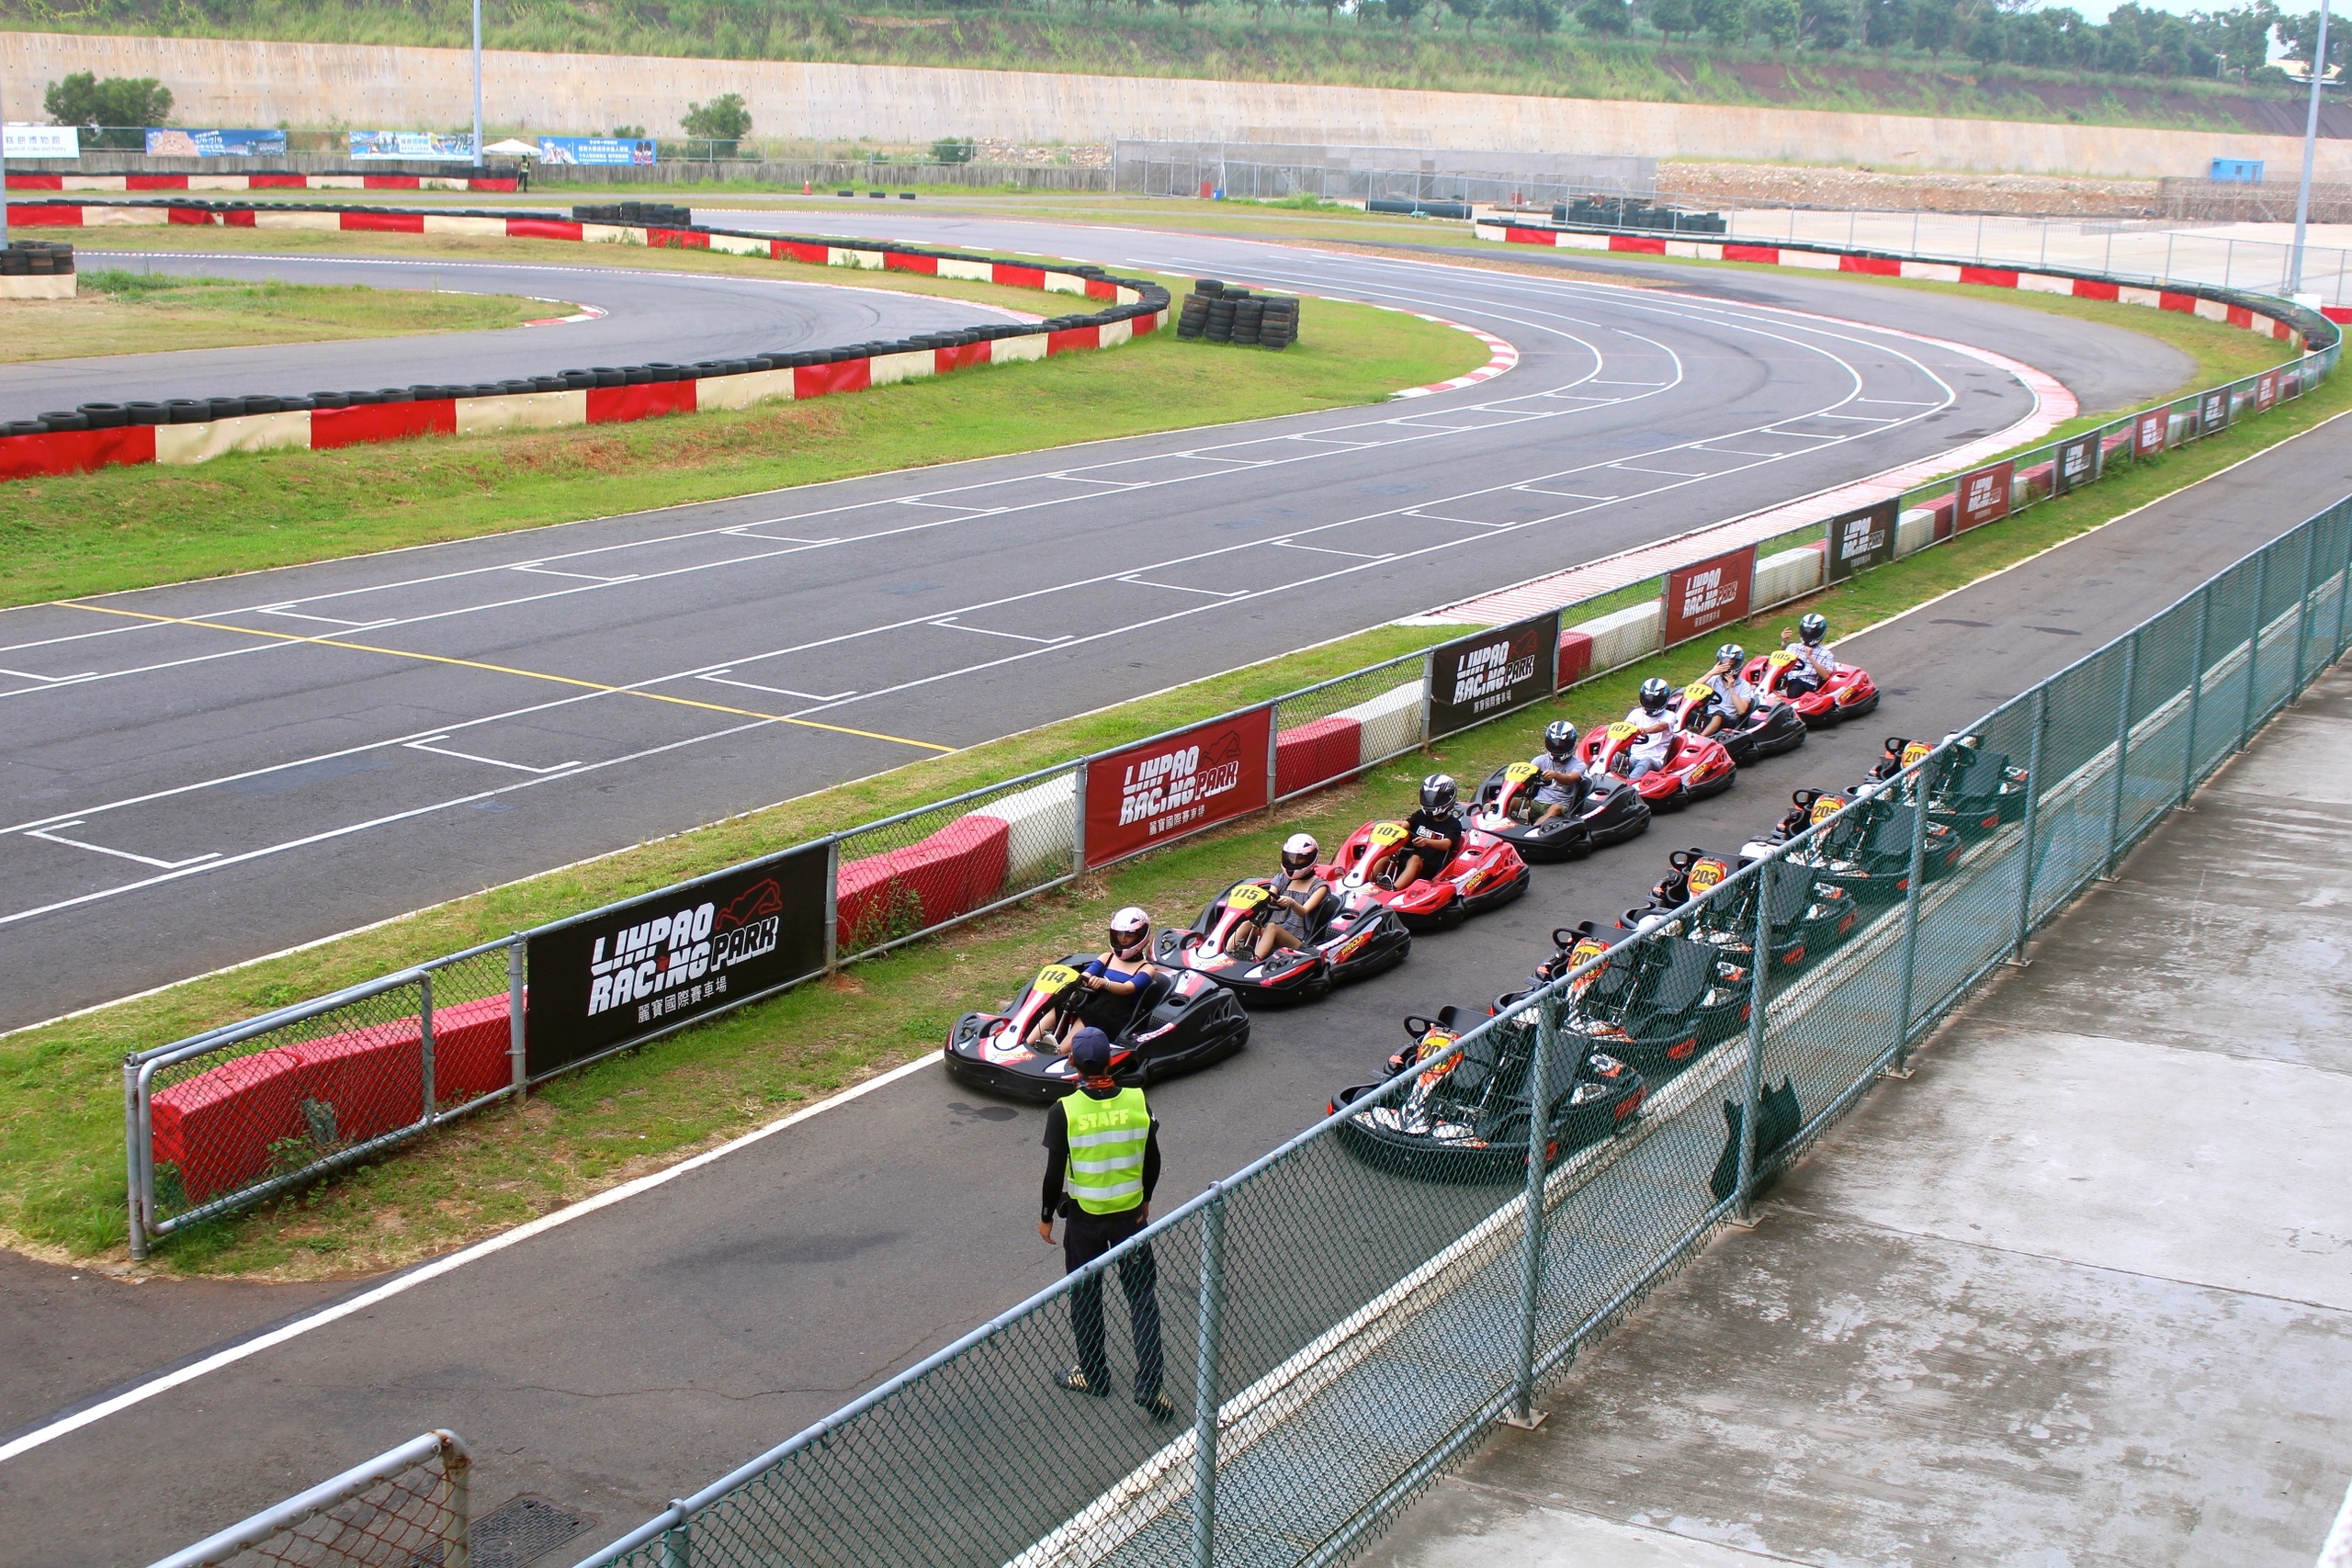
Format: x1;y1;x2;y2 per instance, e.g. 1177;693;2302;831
1063;1086;1151;1216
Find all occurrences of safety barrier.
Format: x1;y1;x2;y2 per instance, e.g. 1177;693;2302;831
0;199;1171;483
571;494;2352;1568
119;248;2341;1257
151;1429;470;1568
7;169;522;193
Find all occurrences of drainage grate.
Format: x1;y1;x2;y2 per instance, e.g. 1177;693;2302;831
469;1495;591;1568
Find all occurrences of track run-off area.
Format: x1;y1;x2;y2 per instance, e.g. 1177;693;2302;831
0;212;2201;1029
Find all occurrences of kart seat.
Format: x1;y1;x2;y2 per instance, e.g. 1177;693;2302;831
1126;969;1175;1028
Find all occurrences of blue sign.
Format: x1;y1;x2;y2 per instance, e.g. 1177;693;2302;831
146;128;289;158
2210;157;2265;184
538;136;659;166
349;130;479;162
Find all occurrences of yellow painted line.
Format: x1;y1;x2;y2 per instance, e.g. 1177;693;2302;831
65;601;956;753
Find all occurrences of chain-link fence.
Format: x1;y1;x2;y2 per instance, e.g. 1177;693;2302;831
573;495;2352;1568
1268;652;1430;804
153;1430;470;1568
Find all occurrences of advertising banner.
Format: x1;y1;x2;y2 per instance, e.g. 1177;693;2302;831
2199;388;2230;434
2256;370;2278;412
1085;707;1273;868
1955;460;2016;533
538;135;658;165
4;124;80;158
350;130;478;161
145;128;288;157
1825;499;1897;582
525;841;830;1077
1428;611;1561;739
2053;434;2099;496
2134;407;2169;457
1663;543;1757;647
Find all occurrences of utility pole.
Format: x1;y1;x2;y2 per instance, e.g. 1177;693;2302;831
471;0;485;168
2289;0;2333;295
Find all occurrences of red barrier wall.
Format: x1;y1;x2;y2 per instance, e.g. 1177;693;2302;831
1275;715;1363;799
1724;243;1781;264
0;424;156;481
587;381;696;423
937;341;992;374
343;210;424;233
796;359;872;399
1556;630;1595;688
1839;255;1902;276
508;219;584;241
835;817;1012;952
1047;325;1101;355
311;400;457;449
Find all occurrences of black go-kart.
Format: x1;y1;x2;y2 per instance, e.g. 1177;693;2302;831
1155;877;1409;1005
1861;735;2031;839
1622;847;1860;974
1668;679;1808;767
944;954;1250;1101
1746;789;1964;906
1468;760;1651;863
1328;1004;1645;1184
1524;920;1751;1081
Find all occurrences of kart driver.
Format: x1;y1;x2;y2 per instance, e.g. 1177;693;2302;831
1692;644;1758;739
1243;834;1330;961
1024;907;1158;1050
1374;775;1467;890
1619;679;1679;779
1777;614;1841;695
1529;721;1589;823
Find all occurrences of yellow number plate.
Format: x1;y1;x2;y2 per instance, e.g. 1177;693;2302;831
1226;883;1270;909
1902;740;1933;767
1369;821;1409;848
1685;681;1713;703
1607;721;1638;739
1503;761;1538;783
1688;858;1727;893
1810;795;1845;825
1035;964;1080;993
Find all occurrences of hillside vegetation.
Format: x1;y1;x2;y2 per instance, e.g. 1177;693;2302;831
5;0;2346;136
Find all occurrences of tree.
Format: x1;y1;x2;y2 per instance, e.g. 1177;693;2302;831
1450;0;1488;35
1648;0;1699;36
1697;0;1748;43
1863;0;1911;55
1966;10;2008;63
1802;0;1854;48
1579;0;1634;31
2277;7;2352;76
681;92;752;154
1752;0;1801;48
44;73;174;147
1390;0;1429;28
2188;0;2278;76
1909;0;1956;55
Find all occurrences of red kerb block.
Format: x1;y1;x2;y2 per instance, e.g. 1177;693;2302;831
1609;234;1668;254
0;425;156;481
363;175;422;190
1274;716;1363;798
796;358;872;399
1960;265;2018;288
5;174;64;190
223;209;257;227
9;203;81;225
775;241;829;265
124;174;190;190
586;380;696;423
1723;243;1781;264
935;342;992;374
884;252;938;274
1083;278;1118;299
2159;292;2197;314
167;206;217;225
835;817;1012;951
1839;254;1901;276
1046;325;1101;355
1556;630;1595;687
992;264;1046;289
251;173;309;188
506;219;584;241
1504;226;1552;245
311;400;458;450
646;227;709;250
2071;278;2120;301
344;210;424;233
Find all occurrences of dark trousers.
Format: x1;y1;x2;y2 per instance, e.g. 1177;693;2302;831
1063;1207;1165;1398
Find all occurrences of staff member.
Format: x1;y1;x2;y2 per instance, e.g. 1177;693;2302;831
1039;1027;1173;1421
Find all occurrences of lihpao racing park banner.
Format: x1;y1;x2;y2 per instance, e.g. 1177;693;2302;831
525;842;831;1077
1085;709;1274;868
1427;612;1563;739
1826;499;1898;582
145;129;288;158
538;136;659;165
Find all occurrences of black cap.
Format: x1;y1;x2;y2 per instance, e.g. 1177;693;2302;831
1069;1027;1113;1075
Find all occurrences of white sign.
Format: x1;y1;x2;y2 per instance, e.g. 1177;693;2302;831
4;124;81;158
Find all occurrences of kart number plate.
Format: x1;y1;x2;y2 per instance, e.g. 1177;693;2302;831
1684;681;1713;704
1035;963;1081;993
1607;721;1638;740
1688;858;1728;893
1902;740;1932;768
1503;761;1538;783
1567;938;1609;992
1810;795;1845;825
1226;883;1270;910
1768;651;1796;670
1369;821;1410;849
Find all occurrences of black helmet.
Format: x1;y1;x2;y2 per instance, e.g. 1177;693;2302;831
1419;773;1459;816
1638;677;1673;714
1544;719;1578;760
1715;642;1745;667
1799;614;1828;646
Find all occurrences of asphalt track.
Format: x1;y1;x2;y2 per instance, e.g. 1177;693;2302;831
0;219;2196;1029
0;250;1034;423
5;416;2346;1568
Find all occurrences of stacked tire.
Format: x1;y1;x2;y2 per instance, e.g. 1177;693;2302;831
1177;286;1214;340
571;202;694;228
1174;279;1300;350
1260;297;1299;351
1;240;74;276
1204;285;1241;344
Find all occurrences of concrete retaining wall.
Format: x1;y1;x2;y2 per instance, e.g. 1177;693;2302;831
6;30;2347;181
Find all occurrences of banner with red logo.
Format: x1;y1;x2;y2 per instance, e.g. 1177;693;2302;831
1428;611;1561;739
2256;370;2278;412
2134;408;2169;457
1954;460;2015;532
1085;706;1272;868
1663;543;1757;648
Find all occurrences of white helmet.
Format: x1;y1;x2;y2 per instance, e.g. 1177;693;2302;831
1281;832;1319;872
1109;906;1151;957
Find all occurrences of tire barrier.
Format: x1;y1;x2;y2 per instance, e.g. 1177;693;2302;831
571;201;692;228
1367;198;1476;220
0;198;1173;484
5;169;522;193
1176;279;1299;349
0;238;74;299
1555;197;1727;233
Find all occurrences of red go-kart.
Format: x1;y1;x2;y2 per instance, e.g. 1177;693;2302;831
1577;719;1736;808
1742;648;1880;729
1321;819;1531;933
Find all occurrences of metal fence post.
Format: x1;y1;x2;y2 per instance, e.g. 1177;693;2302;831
419;970;437;1125
2101;633;2140;878
1734;859;1773;1224
1192;1184;1225;1567
2334;506;2352;660
2007;688;2051;964
660;1510;689;1568
2291;523;2319;699
443;1435;471;1568
506;934;526;1094
1888;777;1934;1076
124;1056;147;1261
1419;650;1437;749
1265;701;1282;808
2181;588;2211;807
2242;552;2270;747
1070;761;1090;876
1508;992;1557;1427
822;838;841;973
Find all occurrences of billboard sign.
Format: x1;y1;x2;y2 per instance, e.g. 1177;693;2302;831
1955;460;2015;532
4;124;80;158
2134;407;2169;457
1084;707;1272;868
1663;543;1757;647
537;136;658;165
350;130;478;161
1826;499;1896;582
2053;434;2099;496
1427;611;1560;738
2255;370;2278;412
2199;389;2230;434
146;128;288;157
525;841;830;1077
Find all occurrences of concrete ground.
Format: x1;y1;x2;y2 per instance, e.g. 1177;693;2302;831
1360;665;2352;1567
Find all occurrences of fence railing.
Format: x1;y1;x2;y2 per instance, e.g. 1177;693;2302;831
571;491;2352;1568
151;1428;470;1568
119;252;2341;1258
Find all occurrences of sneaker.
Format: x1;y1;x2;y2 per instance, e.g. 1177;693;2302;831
1136;1390;1176;1423
1057;1366;1109;1398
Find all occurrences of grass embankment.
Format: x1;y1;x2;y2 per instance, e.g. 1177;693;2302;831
0;233;1484;605
4;269;557;364
6;327;2341;1279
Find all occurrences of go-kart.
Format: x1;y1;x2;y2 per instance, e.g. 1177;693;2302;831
1864;736;2030;838
1468;760;1651;863
1742;649;1880;728
1621;848;1858;974
1524;921;1750;1081
944;954;1250;1101
1328;1005;1645;1184
1321;819;1531;933
1577;719;1736;808
1668;678;1808;766
1748;788;1963;905
1155;877;1409;1004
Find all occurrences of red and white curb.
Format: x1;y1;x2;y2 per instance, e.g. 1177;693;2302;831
1389;311;1518;398
520;299;605;327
